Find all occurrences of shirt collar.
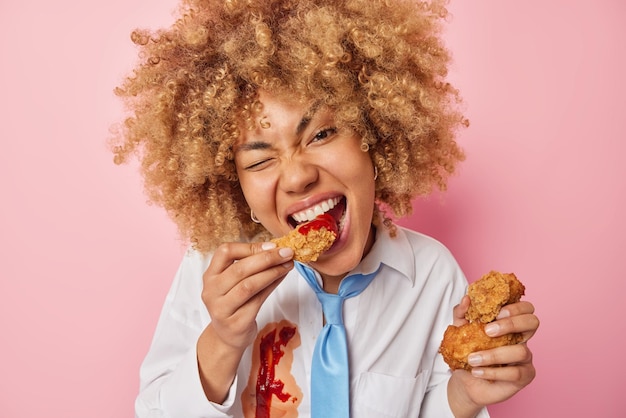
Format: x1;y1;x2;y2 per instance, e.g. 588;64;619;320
351;224;415;285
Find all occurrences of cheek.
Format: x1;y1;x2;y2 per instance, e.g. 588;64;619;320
349;156;376;208
334;153;376;213
239;174;277;212
340;153;375;188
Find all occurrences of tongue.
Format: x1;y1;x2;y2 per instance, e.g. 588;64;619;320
297;213;338;236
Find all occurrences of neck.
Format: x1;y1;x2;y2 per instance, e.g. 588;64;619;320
321;273;343;294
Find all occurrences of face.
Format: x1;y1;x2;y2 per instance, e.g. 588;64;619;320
234;91;376;281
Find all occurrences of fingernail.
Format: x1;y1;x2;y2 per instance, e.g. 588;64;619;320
279;247;294;258
471;368;484;377
261;242;277;251
484;323;499;337
496;308;510;320
468;354;482;366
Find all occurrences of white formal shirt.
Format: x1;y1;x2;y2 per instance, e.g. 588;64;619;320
135;226;490;418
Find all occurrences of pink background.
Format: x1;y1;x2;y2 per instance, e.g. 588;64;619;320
1;0;624;416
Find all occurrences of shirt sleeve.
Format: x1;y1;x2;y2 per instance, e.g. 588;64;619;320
135;250;237;418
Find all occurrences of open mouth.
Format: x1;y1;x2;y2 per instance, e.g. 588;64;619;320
288;196;347;232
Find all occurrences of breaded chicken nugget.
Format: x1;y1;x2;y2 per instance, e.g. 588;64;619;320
440;322;524;371
271;214;338;263
465;271;525;323
439;271;526;370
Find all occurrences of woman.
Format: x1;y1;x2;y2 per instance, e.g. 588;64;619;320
112;0;539;416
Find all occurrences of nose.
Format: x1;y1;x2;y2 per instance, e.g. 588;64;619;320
278;155;319;194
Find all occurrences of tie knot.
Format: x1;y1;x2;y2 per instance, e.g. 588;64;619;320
316;293;345;325
294;261;381;325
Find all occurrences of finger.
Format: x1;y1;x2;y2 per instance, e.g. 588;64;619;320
452;295;471;326
471;361;536;385
232;267;290;319
224;269;290;329
468;342;533;369
206;243;294;293
207;241;282;275
209;262;294;347
207;254;294;319
484;313;540;340
497;300;535;319
227;260;294;306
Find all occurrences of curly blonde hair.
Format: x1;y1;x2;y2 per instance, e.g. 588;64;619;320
111;0;467;253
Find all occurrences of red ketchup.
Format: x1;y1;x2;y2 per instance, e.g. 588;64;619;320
297;213;338;236
255;326;297;418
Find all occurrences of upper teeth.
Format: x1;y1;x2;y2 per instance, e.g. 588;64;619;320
292;197;341;223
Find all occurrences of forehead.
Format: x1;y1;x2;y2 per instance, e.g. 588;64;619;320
236;92;322;145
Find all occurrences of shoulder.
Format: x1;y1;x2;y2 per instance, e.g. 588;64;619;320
373;225;466;290
397;227;467;288
165;247;214;301
166;247;214;285
396;226;458;264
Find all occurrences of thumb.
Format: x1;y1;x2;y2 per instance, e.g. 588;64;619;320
452;295;470;326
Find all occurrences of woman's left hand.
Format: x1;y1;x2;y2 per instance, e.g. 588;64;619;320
447;298;540;417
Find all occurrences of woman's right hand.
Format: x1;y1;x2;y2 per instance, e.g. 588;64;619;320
202;241;295;350
196;241;294;403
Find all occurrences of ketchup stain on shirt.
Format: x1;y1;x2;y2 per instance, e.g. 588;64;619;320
241;320;302;418
256;326;297;417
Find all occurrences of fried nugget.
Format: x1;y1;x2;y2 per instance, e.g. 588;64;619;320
440;322;524;371
271;214;338;263
439;270;526;370
465;271;525;323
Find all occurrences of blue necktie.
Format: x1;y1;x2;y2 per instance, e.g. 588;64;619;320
295;261;380;418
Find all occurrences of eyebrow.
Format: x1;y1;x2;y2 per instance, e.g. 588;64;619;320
234;100;323;153
234;141;271;152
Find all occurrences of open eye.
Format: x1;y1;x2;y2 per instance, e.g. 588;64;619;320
311;127;337;143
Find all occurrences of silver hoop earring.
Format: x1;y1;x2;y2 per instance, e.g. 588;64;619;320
374;166;378;181
251;211;261;224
